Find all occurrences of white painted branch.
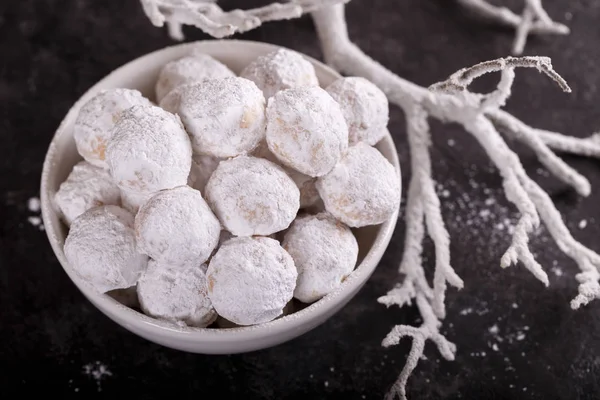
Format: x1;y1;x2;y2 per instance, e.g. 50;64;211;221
310;4;599;399
140;0;349;39
382;294;456;400
534;129;600;158
488;110;592;196
457;0;569;55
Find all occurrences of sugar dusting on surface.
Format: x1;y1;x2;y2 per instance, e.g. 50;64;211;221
27;196;44;231
417;145;579;393
82;361;112;392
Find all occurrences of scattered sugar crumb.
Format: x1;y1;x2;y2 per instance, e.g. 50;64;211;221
489;324;499;334
83;362;112;392
28;216;41;226
552;267;564;277
460;307;473;316
492;343;499;351
28;197;41;212
324;381;329;387
516;333;526;341
565;11;573;20
512;303;518;309
330;367;335;372
579;219;588;229
26;196;44;231
441;189;450;198
448;139;455;147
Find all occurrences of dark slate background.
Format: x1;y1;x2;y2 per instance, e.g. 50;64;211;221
2;0;600;399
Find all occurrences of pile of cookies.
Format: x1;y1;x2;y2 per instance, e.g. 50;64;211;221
56;47;400;328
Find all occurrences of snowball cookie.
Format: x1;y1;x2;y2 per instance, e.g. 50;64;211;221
73;88;151;169
137;260;217;327
206;236;297;325
240;48;319;99
326;77;389;145
283;213;358;303
155;53;235;102
64;205;148;293
54;161;121;226
120;189;151;215
135;186;221;268
107;104;192;194
266;86;348;177
188;154;221;194
177;77;266;158
253;141;320;209
317;143;400;227
205;156;300;236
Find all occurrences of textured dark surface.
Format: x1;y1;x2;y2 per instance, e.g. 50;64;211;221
1;0;600;399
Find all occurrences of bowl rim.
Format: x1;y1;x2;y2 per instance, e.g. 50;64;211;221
40;39;401;343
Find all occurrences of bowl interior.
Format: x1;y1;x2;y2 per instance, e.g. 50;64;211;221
41;40;401;346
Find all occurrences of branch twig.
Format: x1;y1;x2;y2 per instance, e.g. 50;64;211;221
457;0;569;54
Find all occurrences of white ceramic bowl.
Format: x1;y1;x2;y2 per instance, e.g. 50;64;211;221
41;40;401;354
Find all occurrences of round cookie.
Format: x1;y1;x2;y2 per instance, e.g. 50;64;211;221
205;156;299;237
73;88;151;169
155;52;235;102
137;260;217;328
283;213;358;303
176;77;266;158
266;86;348;177
64;205;148;293
106;104;192;194
326;76;389;145
206;236;297;325
54;161;121;226
135;186;221;268
240;48;319;99
316;143;400;227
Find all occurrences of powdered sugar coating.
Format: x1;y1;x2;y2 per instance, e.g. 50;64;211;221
54;161;121;226
240;48;319;99
266;86;348;177
316;143;400;227
120;189;151;215
206;236;297;325
205;156;299;236
177;78;266;158
137;260;217;327
326;77;389;145
106;104;192;194
253;141;320;208
64;205;148;293
73;89;151;169
188;154;221;194
283;213;358;303
215;301;295;328
135;186;220;268
155;53;235;102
